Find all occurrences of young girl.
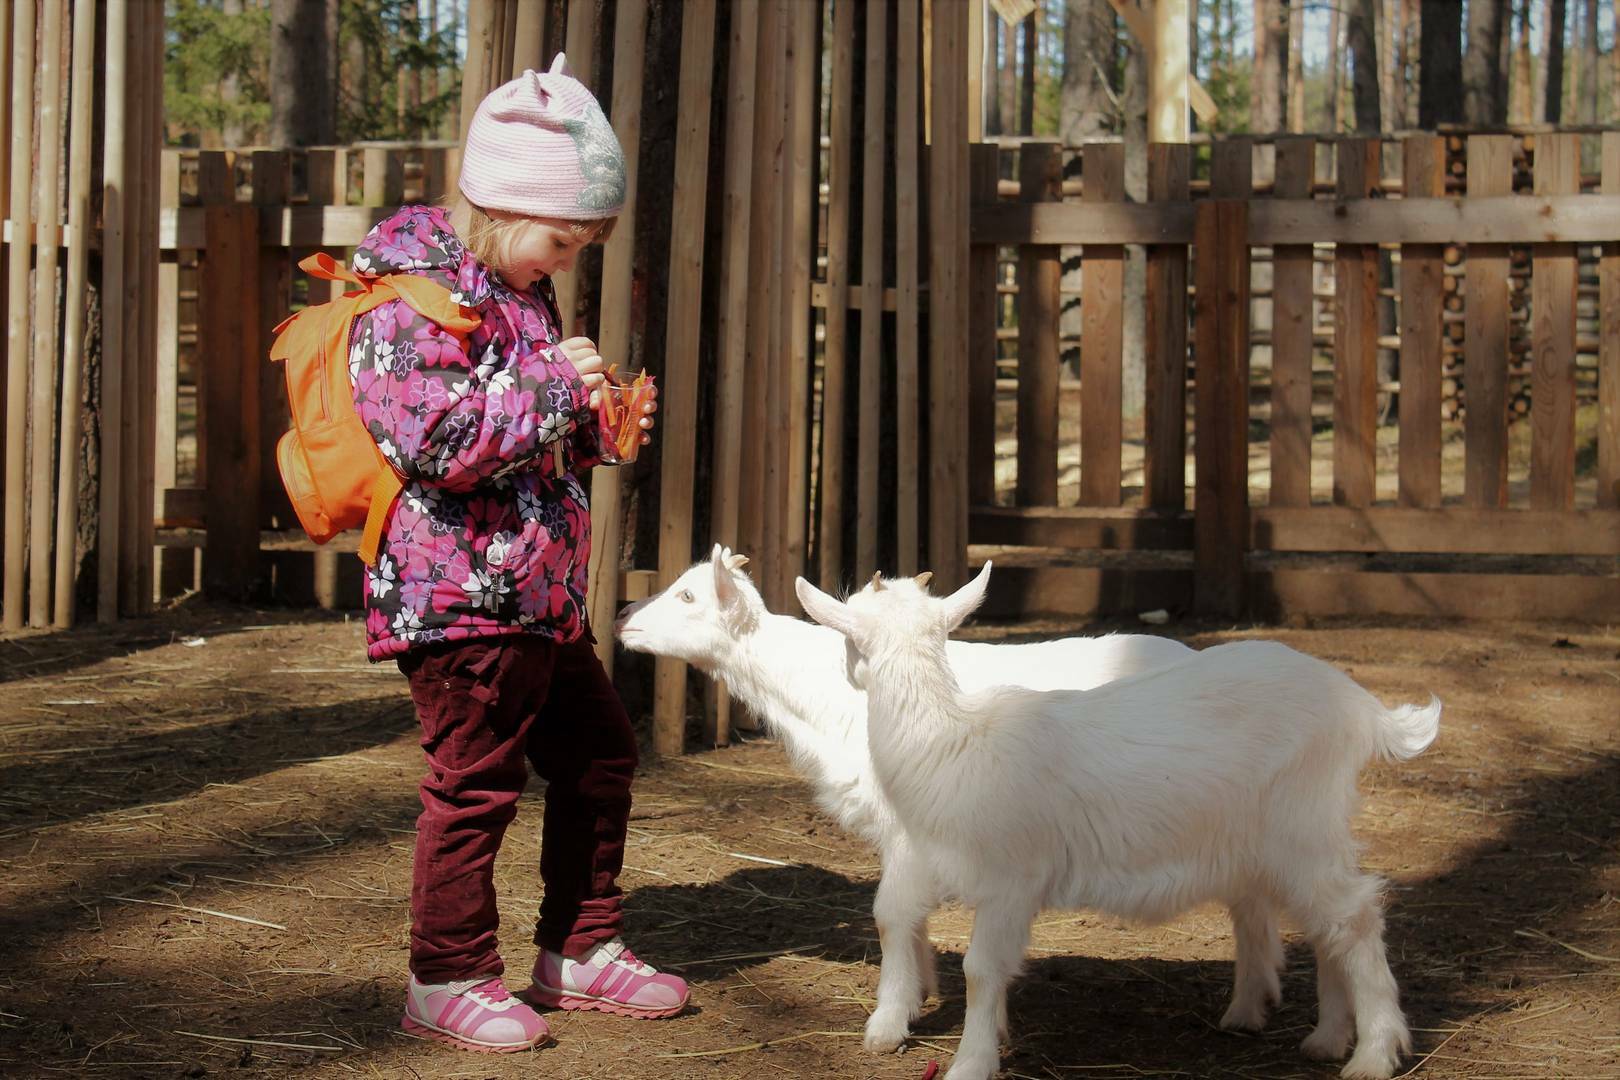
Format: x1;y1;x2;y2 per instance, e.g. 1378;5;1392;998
347;57;683;1053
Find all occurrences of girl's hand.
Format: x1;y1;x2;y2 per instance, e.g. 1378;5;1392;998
635;384;660;445
558;336;607;400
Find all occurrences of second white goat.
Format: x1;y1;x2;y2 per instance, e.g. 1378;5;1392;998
796;564;1440;1080
615;545;1194;1050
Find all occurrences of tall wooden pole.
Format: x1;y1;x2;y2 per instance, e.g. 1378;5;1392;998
54;0;99;627
98;0;130;622
1150;0;1190;141
3;0;37;631
28;0;67;627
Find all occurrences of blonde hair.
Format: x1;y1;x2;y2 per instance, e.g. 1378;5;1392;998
450;192;616;275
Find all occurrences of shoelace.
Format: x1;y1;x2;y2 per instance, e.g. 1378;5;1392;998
446;977;518;1010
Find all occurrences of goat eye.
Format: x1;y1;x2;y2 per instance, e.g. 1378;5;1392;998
678;589;694;603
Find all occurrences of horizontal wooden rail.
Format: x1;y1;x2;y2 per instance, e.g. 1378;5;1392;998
971;506;1194;550
972;194;1620;247
161;205;396;250
1251;507;1620;556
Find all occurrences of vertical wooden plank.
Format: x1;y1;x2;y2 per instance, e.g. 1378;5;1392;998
26;0;66;626
1080;141;1125;506
743;1;785;595
253;151;293;532
511;0;547;74
1144;142;1190;510
1398;135;1444;508
200;206;261;600
1269;136;1315;507
895;0;923;574
856;0;888;579
1530;132;1578;511
53;0;99;626
155;153;181;520
1193;199;1250;616
651;0;717;756
1464;135;1514;509
1600;133;1620;510
1333;137;1380;508
708;0;759;557
768;0;794;608
967;145;1000;511
817;0;855;587
928;0;969;588
784;0;817;596
362;146;405;207
966;0;984;139
137;8;166;612
1015;142;1060;506
551;0;595;338
585;0;647;670
704;0;761;747
2;0;36;630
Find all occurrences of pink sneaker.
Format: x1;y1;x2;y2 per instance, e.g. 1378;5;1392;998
401;975;550;1053
528;938;689;1019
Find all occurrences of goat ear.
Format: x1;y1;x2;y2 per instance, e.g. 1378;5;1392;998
710;542;726;565
795;576;857;636
714;556;741;609
940;561;993;631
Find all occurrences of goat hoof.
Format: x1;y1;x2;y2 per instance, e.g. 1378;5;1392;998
863;1009;910;1054
942;1050;999;1080
1339;1039;1401;1080
1219;999;1269;1033
1300;1025;1353;1062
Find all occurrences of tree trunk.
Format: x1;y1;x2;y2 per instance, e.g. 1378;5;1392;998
1061;0;1113;143
992;19;1011;135
1286;0;1305;130
1537;0;1560;122
1349;0;1381;131
1252;0;1287;134
1577;0;1598;124
1401;0;1419;127
1328;0;1343;131
270;0;337;146
1387;0;1407;129
1419;0;1461;126
1509;0;1531;123
1378;0;1395;131
1021;10;1036;135
1462;0;1505;125
221;0;245;146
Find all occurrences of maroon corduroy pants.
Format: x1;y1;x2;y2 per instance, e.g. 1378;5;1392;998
397;634;637;983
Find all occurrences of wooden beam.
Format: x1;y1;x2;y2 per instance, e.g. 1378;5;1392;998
1143;142;1190;510
1269;136;1315;508
1250;507;1620;557
1332;138;1379;509
856;0;888;580
1016;143;1060;506
1601;132;1620;509
895;0;924;575
1249;570;1620;622
971;505;1194;550
1080;142;1125;506
1529;133;1578;510
651;0;717;756
1397;136;1445;509
1148;0;1189;142
1464;135;1514;509
971;194;1620;246
2;0;36;630
817;0;855;588
1192;199;1249;616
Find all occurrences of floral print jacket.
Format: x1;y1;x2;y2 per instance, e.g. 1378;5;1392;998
348;205;600;661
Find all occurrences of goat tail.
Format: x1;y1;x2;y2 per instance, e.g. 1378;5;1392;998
1374;695;1442;761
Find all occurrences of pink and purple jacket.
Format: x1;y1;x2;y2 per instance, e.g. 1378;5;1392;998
347;205;601;661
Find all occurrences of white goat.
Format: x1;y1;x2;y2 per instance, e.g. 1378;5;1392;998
796;564;1440;1080
615;545;1194;1050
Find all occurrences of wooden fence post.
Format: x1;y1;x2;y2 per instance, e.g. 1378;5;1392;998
1193;198;1250;617
1080;141;1125;506
816;0;855;588
1464;135;1514;508
855;0;889;582
1015;142;1060;507
1398;136;1445;509
651;0;717;756
895;0;924;575
1270;136;1316;507
1333;138;1381;508
1601;132;1620;510
3;0;37;631
1530;132;1578;511
927;0;969;590
1144;142;1190;510
967;144;1000;512
200;202;262;600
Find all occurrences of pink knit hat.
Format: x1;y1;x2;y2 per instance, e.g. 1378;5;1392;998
458;54;626;221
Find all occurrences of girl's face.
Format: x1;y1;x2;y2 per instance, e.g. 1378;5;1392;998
500;216;595;289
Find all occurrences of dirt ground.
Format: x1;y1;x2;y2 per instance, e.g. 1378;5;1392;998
1;603;1617;1079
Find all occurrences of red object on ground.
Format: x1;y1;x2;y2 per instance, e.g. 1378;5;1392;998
920;1061;940;1080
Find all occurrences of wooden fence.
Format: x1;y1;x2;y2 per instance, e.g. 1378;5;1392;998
969;131;1620;622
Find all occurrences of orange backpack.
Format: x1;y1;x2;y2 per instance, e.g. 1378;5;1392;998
269;253;481;566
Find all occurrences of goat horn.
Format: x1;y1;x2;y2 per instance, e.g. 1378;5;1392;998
726;554;749;570
914;571;933;588
870;572;885;591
